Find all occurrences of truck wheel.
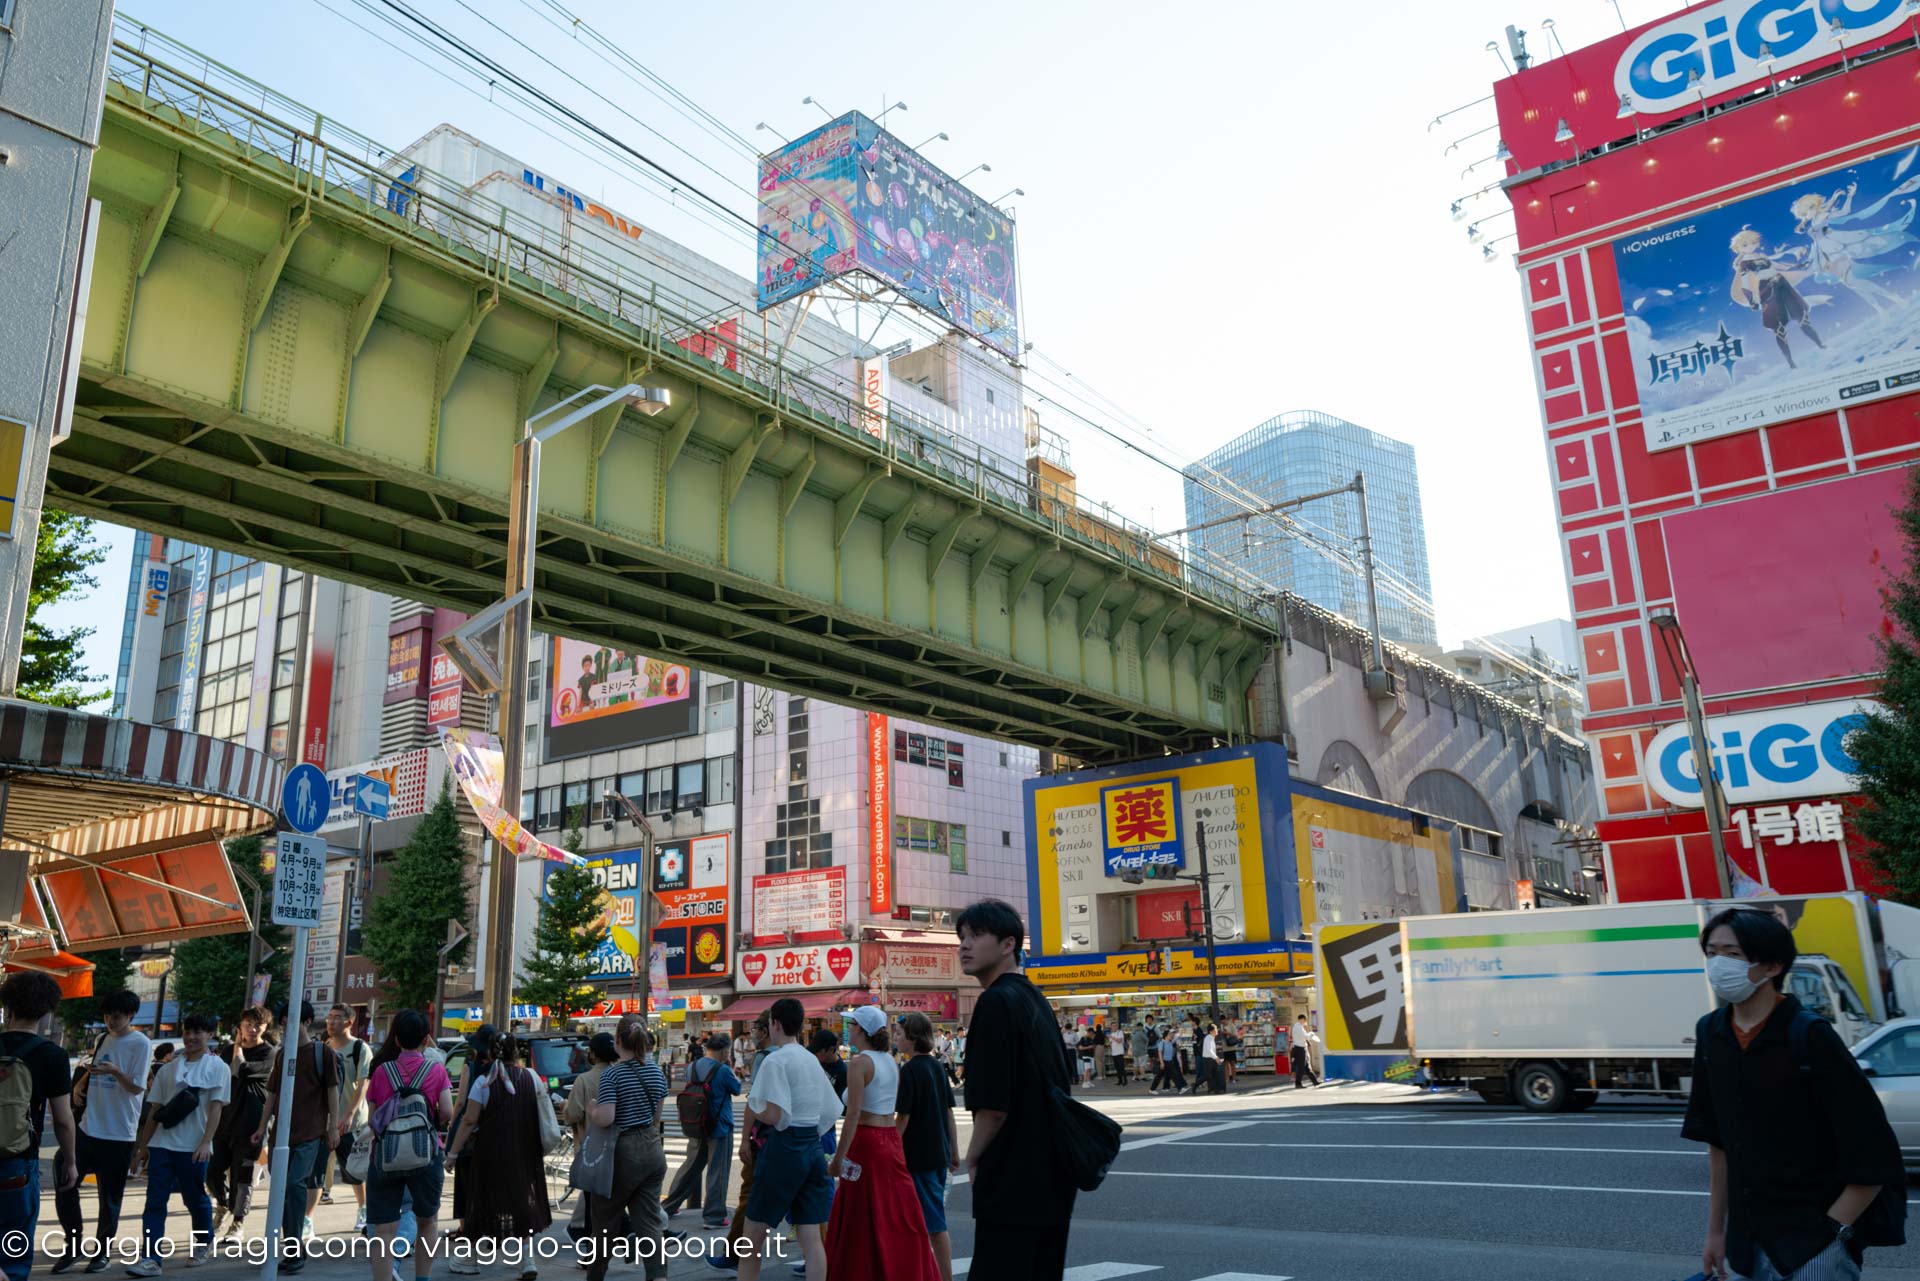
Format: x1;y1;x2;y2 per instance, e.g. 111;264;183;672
1514;1062;1570;1112
1566;1090;1599;1112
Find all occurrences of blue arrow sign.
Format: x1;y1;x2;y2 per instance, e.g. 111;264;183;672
349;773;391;820
281;762;330;834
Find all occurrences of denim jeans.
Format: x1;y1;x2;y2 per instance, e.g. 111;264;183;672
281;1139;325;1259
1745;1240;1863;1281
0;1155;42;1281
141;1147;212;1261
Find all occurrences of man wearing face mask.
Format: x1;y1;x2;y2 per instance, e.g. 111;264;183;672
1684;907;1903;1281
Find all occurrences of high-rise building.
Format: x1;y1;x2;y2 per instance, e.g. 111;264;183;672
1182;410;1436;646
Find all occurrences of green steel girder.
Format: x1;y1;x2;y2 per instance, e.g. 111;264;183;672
969;529;1005;593
927;509;971;585
834;469;882;549
59;56;1282;761
1077;574;1119;639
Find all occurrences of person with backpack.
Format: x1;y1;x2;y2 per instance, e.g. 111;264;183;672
316;1003;373;1231
52;989;149;1272
361;1010;454;1281
578;1016;668;1281
250;1000;339;1273
1128;1023;1149;1092
660;1033;740;1228
129;1012;230;1275
0;971;78;1281
206;1007;272;1245
957;899;1078;1281
1686;907;1904;1281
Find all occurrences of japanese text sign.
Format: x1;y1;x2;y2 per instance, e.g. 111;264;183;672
1100;777;1184;875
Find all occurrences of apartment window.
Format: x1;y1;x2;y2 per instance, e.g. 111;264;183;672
704;681;737;732
1002;830;1011;847
535;785;561;830
1459;826;1503;859
985;388;995;405
618;771;647;807
527;657;543;705
675;761;705;810
520;791;536;825
705;756;735;806
646;766;674;815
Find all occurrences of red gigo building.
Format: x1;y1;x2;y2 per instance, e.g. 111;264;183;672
1491;1;1920;901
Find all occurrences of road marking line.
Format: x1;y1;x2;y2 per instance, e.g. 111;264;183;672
1104;1170;1707;1196
952;1265;1161;1280
1168;1141;1701;1155
1191;1274;1296;1281
949;1118;1256;1186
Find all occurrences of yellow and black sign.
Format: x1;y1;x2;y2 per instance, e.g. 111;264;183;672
0;417;26;539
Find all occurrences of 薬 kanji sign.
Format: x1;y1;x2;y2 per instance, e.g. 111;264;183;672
1100;777;1184;877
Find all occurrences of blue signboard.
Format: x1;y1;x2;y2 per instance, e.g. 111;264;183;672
349;773;391;821
281;762;330;834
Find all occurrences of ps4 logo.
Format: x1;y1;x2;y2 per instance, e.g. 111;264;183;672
1647;697;1874;807
1616;0;1909;108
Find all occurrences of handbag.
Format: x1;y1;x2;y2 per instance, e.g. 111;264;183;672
536;1075;564;1155
567;1079;615;1199
343;1124;374;1183
154;1084;201;1129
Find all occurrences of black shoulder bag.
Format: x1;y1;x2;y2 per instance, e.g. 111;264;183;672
1016;983;1122;1191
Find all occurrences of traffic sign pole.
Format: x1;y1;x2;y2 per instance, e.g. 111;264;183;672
260;918;307;1281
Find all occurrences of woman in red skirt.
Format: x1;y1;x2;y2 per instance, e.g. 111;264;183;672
825;1006;939;1281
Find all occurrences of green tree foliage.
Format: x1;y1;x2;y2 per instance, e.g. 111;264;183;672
362;779;472;1012
173;835;288;1024
1854;467;1920;901
58;948;134;1044
517;814;606;1025
19;510;109;708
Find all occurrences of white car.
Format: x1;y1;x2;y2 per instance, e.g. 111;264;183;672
1851;1016;1920;1168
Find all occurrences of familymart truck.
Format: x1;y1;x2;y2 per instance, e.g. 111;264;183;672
1335;892;1920;1112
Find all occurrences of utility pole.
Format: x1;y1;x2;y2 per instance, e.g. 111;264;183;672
606;790;659;1014
1650;614;1733;899
1187;811;1223;1024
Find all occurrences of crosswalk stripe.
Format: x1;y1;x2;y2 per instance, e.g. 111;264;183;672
954;1262;1160;1280
1190;1274;1295;1280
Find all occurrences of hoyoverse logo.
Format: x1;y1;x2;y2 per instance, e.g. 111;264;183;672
1615;0;1908;109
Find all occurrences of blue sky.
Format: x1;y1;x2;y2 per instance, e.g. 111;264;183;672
47;0;1686;698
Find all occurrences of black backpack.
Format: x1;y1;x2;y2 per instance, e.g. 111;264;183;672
1696;1006;1906;1249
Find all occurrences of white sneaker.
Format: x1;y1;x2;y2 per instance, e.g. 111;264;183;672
125;1260;161;1278
354;1208;368;1233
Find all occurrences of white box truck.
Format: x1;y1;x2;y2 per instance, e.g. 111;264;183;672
1318;892;1920;1112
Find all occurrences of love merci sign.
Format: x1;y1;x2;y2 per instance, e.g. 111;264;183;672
735;942;862;992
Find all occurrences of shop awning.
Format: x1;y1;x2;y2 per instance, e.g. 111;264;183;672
725;991;852;1021
0;699;277;955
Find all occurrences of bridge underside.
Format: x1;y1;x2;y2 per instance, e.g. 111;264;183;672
49;53;1277;762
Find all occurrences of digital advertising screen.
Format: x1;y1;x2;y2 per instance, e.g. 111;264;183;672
545;637;697;759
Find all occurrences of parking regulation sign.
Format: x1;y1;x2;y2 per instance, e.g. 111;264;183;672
272;833;327;928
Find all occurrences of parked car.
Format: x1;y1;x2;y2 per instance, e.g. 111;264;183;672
1852;1016;1920;1169
438;1031;590;1098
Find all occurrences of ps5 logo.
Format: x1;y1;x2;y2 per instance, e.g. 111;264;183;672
1647;698;1875;807
1616;0;1909;109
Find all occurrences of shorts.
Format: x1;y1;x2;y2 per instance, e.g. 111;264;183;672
910;1167;948;1235
365;1154;444;1228
744;1126;831;1227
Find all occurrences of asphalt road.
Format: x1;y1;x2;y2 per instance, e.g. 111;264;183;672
941;1090;1920;1281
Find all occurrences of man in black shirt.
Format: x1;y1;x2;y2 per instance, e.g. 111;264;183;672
0;971;78;1281
897;1012;960;1281
1684;907;1903;1279
958;898;1075;1281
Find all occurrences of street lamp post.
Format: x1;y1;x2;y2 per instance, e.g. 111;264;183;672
485;382;671;1030
605;790;659;1015
1185;810;1223;1024
1650;613;1733;899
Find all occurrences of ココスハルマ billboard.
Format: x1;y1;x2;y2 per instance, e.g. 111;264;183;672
1616;145;1920;453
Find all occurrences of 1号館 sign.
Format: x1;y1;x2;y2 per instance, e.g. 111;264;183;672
1648;697;1876;807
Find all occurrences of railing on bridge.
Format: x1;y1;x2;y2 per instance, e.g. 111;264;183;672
102;20;1278;636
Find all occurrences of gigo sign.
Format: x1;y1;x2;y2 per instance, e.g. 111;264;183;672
1649;698;1873;807
1615;0;1909;112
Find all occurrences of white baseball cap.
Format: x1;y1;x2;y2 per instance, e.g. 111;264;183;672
850;1005;888;1037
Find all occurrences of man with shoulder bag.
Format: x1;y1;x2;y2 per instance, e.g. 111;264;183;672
130;1014;230;1275
1686;908;1905;1280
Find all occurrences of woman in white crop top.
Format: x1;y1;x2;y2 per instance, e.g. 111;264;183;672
823;1006;939;1280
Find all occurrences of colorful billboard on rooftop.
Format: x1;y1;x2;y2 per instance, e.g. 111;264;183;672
756;112;1020;359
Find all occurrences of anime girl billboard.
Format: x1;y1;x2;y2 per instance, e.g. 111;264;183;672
1616;146;1920;453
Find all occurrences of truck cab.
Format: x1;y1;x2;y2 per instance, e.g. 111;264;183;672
1787;954;1879;1047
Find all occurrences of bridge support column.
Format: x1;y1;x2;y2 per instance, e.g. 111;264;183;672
0;2;115;695
1247;641;1290;752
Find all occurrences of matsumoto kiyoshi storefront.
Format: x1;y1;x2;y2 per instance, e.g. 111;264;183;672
1023;743;1462;1064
